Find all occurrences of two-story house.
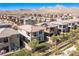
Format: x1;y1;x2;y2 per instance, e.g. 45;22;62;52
17;24;45;41
0;21;20;55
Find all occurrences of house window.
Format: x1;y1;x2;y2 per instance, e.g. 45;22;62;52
0;39;3;43
25;20;28;22
77;22;79;24
33;32;37;36
63;25;67;28
39;37;42;40
69;23;71;25
72;23;75;25
39;30;42;34
59;25;62;28
50;28;54;31
31;17;33;19
27;32;30;36
20;20;24;24
4;37;8;43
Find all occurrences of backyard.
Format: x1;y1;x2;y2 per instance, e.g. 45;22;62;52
6;28;79;56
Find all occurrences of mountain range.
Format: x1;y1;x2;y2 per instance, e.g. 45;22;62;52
0;5;79;16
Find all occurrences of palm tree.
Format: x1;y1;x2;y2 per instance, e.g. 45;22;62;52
67;29;76;45
69;29;76;37
51;35;57;45
51;35;59;55
59;32;68;41
28;39;39;51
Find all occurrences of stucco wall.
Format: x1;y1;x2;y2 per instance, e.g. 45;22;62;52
9;34;20;50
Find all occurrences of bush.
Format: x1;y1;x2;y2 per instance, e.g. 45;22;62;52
9;49;31;56
35;43;50;52
76;45;79;51
12;50;26;56
28;39;39;49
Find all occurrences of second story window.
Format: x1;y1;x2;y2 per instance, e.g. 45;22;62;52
0;39;3;43
4;37;8;43
27;32;30;36
39;30;42;34
33;32;37;36
77;22;79;24
59;25;62;28
69;23;71;25
63;25;67;28
20;20;24;24
72;23;75;26
50;28;54;31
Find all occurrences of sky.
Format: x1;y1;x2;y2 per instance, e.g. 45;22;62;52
0;3;79;10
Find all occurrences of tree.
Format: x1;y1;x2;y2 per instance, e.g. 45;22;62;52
38;14;42;17
28;39;39;50
33;14;37;17
51;35;62;45
60;32;69;41
51;35;58;44
69;29;76;37
51;35;59;55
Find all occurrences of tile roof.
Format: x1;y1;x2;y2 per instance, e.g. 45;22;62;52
51;18;79;25
42;22;57;28
18;24;45;32
0;28;19;38
0;20;11;26
51;21;68;25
